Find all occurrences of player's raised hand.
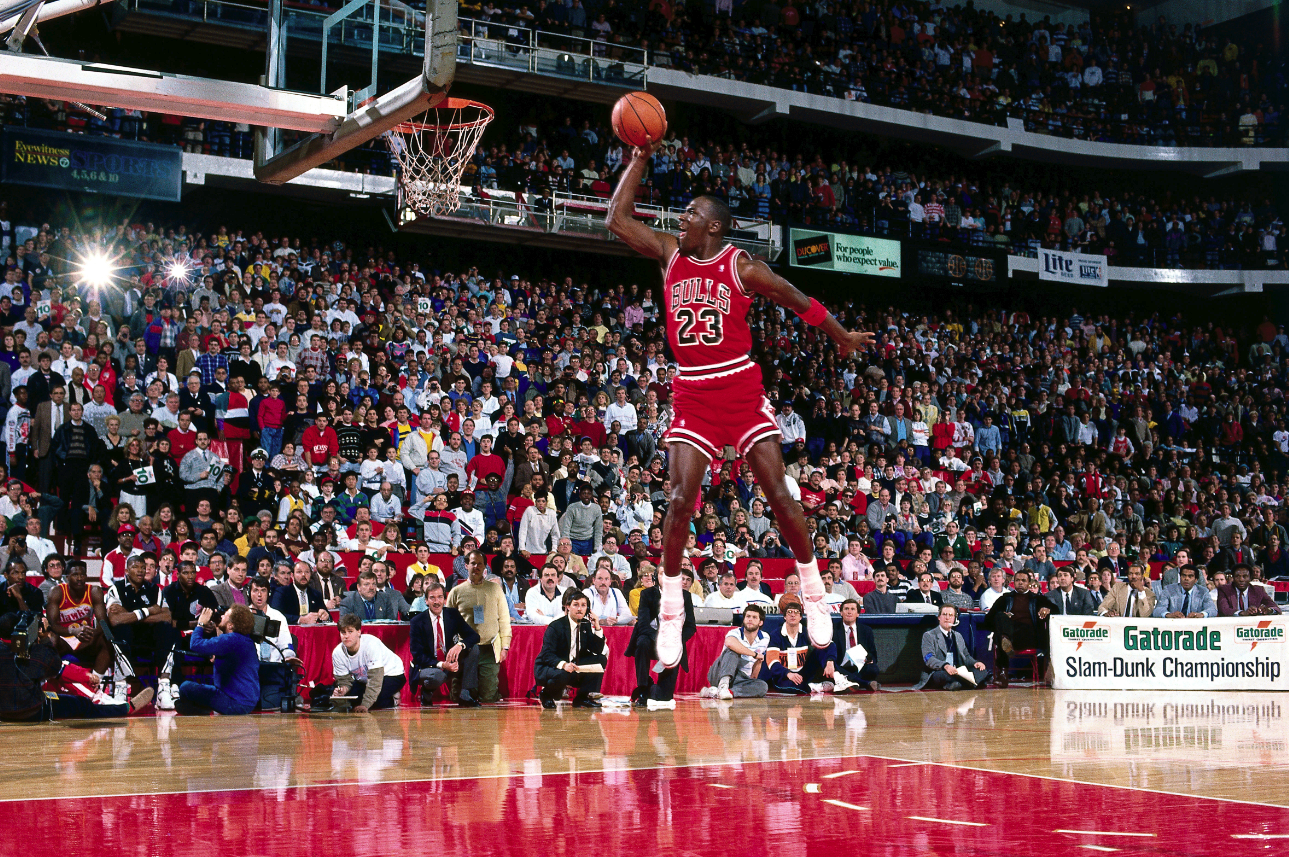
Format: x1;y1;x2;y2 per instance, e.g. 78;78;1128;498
632;135;664;161
833;330;877;357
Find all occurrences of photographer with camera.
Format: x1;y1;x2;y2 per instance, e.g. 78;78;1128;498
0;611;153;721
175;605;260;716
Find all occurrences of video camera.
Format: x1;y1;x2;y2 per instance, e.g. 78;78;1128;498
7;612;40;660
251;613;281;643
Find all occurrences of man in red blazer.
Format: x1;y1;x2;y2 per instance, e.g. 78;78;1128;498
1216;565;1282;617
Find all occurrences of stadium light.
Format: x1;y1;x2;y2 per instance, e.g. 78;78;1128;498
168;258;191;283
77;251;115;288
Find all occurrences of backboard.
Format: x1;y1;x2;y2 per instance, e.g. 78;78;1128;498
0;0;458;185
253;0;459;184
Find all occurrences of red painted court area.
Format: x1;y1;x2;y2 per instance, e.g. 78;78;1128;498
18;755;1289;856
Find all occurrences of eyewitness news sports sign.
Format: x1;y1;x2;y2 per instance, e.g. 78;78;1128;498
1051;616;1289;691
1037;248;1108;288
1;126;182;201
789;229;901;278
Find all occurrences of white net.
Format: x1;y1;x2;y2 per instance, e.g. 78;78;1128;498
385;98;494;218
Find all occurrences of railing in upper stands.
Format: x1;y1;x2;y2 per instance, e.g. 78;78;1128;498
116;0;1289;170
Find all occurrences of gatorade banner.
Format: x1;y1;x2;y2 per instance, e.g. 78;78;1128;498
1051;615;1289;691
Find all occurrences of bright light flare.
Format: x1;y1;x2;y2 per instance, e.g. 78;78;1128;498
77;252;116;288
168;259;192;283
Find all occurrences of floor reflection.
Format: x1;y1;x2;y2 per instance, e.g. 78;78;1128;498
3;690;1288;810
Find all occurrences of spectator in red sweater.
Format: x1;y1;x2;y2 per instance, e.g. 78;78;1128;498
302;413;339;476
256;383;288;461
464;434;505;489
168;412;198;463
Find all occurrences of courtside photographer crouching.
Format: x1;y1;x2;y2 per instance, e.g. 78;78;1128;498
0;611;153;721
174;606;260;716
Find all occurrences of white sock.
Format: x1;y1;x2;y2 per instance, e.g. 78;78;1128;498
659;571;684;617
798;559;824;598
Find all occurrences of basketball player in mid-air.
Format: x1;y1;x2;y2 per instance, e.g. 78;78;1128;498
607;140;875;668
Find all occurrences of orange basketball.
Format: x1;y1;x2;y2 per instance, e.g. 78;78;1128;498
612;91;667;148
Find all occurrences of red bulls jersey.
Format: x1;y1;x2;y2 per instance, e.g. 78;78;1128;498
663;244;756;378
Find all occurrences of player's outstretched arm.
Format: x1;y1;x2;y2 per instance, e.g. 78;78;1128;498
737;256;876;358
606;142;677;263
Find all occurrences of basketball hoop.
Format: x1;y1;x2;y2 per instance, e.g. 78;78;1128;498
385;97;494;217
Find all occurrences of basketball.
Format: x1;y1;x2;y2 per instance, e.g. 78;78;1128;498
612;91;667;148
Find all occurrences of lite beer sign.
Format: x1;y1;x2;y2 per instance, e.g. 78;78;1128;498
1036;248;1109;288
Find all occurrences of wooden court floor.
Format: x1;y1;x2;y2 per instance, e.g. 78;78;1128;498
5;688;1289;856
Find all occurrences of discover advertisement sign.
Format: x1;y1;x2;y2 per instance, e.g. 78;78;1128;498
1037;247;1108;288
1051;615;1289;691
789;229;901;278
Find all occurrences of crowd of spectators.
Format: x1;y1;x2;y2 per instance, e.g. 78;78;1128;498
465;0;1288;148
464;110;1288;270
0;203;1287;707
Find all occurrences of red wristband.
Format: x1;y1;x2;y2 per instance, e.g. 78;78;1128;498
798;297;828;327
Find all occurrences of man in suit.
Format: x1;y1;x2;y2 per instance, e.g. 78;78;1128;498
1213;532;1257;573
270;562;331;625
1217;565;1282;617
826;598;880;691
1086;568;1113;610
309;552;347;610
1153;564;1217;618
533;589;606;709
904;571;943;607
25;352;64;409
339;570;409;621
409;581;481;707
1046;568;1097;615
982;569;1056;687
1097;542;1131;579
913;604;988;690
1098;564;1157;618
210;560;252;609
30;385;68;494
626;571;696;709
51;401;103;534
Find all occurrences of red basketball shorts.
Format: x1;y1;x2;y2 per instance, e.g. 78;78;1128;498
664;363;781;459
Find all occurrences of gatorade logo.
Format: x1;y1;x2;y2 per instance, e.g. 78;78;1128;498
1236;620;1284;650
1063;621;1109;650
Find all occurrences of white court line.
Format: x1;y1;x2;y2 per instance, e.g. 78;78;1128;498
822;769;864;779
1232;834;1289;840
860;753;1289;811
887;762;928;768
1055;830;1155;838
822;799;869;812
907;816;988;827
1078;846;1119;853
708;784;734;789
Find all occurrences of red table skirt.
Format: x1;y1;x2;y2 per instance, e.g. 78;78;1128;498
292;623;730;700
294;623;414;701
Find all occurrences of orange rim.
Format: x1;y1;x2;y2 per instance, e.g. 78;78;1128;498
392;98;494;134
